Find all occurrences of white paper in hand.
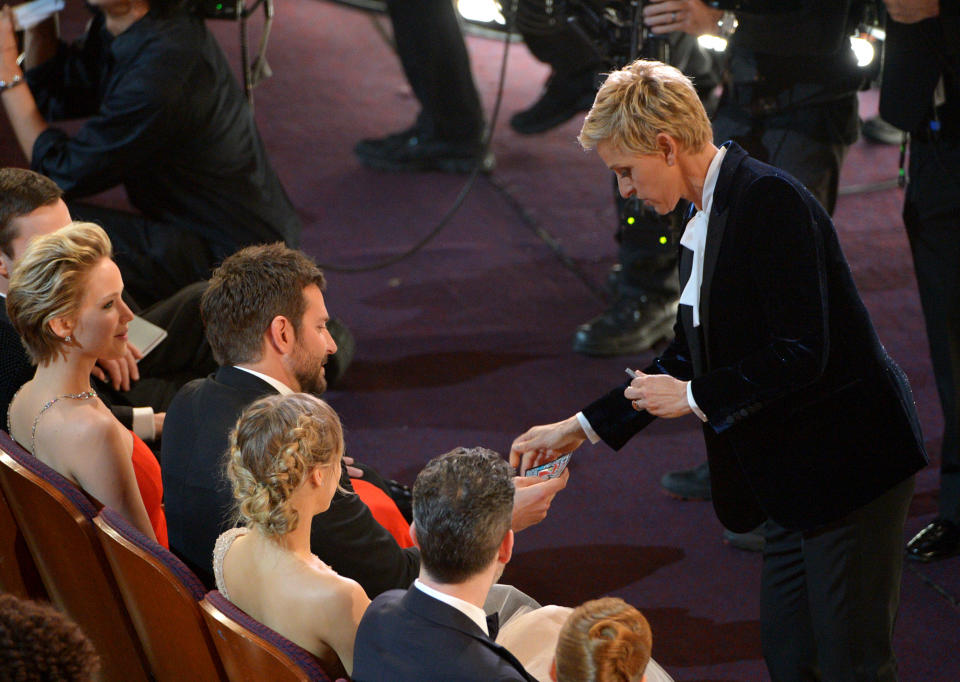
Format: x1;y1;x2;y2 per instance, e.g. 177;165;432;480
12;0;65;30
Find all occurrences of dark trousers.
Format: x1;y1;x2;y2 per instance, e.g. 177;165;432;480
386;0;483;142
760;476;914;682
69;202;221;309
903;137;960;524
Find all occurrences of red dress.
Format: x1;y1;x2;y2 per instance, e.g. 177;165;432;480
130;432;168;548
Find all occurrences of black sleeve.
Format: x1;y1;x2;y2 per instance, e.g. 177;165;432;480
25;17;108;121
0;319;35;432
310;470;420;598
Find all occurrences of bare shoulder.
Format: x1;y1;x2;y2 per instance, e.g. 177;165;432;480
60;404;131;458
303;568;368;620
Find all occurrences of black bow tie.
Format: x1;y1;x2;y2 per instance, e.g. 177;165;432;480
486;612;500;639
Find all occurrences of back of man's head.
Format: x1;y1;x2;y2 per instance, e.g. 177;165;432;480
200;242;326;367
412;447;514;584
0;169;63;259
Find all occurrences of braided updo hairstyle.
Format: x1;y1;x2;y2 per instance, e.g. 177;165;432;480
555;597;653;682
226;393;344;538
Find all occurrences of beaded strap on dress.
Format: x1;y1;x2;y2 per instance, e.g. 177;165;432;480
212;527;249;600
7;387;98;455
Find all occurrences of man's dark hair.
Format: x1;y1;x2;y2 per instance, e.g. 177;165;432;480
0;168;63;258
412;447;514;584
200;242;326;366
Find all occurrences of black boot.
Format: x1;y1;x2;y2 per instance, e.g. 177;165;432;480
572;293;677;356
510;69;600;135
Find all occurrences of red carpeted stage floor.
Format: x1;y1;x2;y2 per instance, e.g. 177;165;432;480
2;2;958;679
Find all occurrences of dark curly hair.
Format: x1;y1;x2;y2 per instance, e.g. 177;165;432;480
0;594;100;681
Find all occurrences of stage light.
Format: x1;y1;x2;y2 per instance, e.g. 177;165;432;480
697;34;728;52
850;35;875;68
457;0;505;25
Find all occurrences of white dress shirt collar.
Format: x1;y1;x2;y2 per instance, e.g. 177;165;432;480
414;579;490;636
678;145;727;327
232;366;294;395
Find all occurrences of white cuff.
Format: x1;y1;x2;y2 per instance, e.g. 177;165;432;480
131;407;156;441
575;412;601;444
687;382;708;422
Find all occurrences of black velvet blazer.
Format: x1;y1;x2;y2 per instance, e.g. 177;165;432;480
582;142;927;533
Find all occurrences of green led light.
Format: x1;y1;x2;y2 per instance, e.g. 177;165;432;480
659;236;667;245
626;216;635;225
216;2;223;8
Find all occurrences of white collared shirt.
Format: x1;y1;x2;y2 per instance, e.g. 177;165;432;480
233;366;294;395
414;579;490;636
678;145;727;329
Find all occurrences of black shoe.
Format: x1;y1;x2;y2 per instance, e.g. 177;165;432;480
661;461;712;500
385;480;413;524
906;519;960;562
862;115;905;146
354;127;494;174
510;70;599;135
723;526;766;552
573;295;677;356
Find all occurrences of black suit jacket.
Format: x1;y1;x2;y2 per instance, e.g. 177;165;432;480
353;587;536;682
583;143;927;533
160;366;419;593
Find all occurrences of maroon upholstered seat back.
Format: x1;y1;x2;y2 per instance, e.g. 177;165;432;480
94;506;228;681
200;590;336;681
0;432;150;682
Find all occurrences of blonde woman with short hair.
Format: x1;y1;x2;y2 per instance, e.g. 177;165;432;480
511;59;925;680
6;222;166;544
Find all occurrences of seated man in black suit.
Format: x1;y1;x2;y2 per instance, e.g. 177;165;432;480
0;167;214;436
354;447;537;682
161;243;568;593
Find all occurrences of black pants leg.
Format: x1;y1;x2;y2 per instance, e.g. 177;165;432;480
386;0;483;142
903;138;960;524
761;476;914;681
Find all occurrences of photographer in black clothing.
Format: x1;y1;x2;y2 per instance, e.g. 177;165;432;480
644;0;866;514
0;0;300;307
880;0;960;562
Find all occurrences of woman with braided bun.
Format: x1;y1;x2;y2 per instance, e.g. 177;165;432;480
5;221;166;545
213;392;369;678
495;597;673;682
554;598;671;682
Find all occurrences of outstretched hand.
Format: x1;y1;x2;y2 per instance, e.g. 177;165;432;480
511;469;570;532
509;415;586;475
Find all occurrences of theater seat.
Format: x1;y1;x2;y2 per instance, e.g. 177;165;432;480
0;430;150;682
94;506;227;681
200;589;341;681
0;482;46;600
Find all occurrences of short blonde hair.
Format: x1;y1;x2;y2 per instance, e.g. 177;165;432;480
555;597;653;682
226;393;345;538
5;222;112;365
579;59;712;155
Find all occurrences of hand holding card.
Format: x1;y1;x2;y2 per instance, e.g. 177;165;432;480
524;453;571;479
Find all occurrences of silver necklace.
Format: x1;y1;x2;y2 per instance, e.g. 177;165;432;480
28;389;97;456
